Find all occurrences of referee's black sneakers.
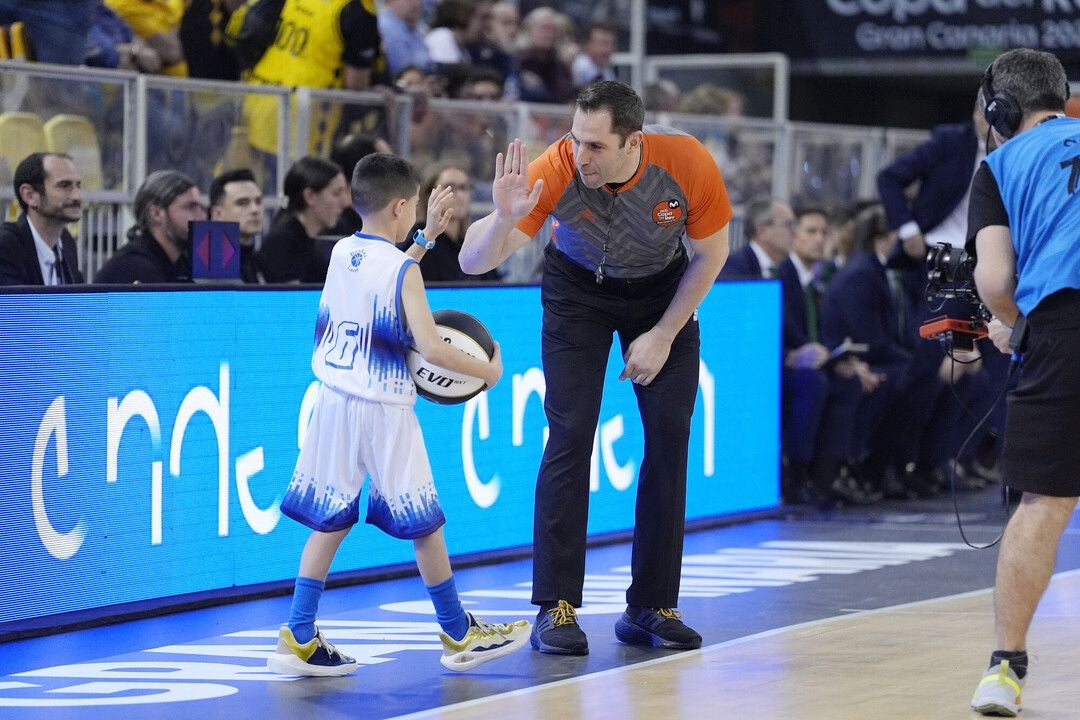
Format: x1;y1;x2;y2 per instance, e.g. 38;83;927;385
531;599;589;655
614;606;702;650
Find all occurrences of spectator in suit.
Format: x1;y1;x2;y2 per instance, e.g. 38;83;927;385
571;21;618;90
878;92;989;262
256;156;351;284
818;204;967;499
782;206;884;504
0;153;86;286
209;169;264;283
96;170;205;283
720;196;793;278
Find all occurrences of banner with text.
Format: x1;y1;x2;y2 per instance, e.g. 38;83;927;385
0;283;779;628
765;1;1080;60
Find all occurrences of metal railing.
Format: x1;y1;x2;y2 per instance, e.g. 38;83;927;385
0;60;929;282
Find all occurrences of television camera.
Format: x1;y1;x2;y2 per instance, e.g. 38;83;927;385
919;242;991;352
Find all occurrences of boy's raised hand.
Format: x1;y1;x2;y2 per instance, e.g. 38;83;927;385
492;138;543;222
426;184;456;238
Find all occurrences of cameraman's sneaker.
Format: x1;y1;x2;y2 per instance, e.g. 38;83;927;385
615;606;702;650
266;625;358;676
970;659;1024;716
439;613;531;672
531;599;588;655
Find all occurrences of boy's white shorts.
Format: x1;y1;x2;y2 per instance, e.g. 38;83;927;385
280;384;445;539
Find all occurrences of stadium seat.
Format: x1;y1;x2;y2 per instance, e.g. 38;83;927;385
0;25;11;60
44;114;104;190
0;111;47;186
7;21;32;61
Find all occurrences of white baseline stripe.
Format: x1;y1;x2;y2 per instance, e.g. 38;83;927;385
385;568;1080;720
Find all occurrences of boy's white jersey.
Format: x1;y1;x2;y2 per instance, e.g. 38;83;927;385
311;232;417;405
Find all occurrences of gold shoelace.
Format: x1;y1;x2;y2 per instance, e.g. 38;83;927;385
548;599;578;626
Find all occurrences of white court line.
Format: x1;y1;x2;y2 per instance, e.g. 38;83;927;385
386;567;1080;720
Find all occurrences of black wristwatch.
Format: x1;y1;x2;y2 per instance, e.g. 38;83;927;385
413;229;436;250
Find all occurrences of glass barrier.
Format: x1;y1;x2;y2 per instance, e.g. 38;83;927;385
0;62;132;192
405;96;517;208
787;123;883;210
143;76;290;195
295;88;396;165
644;53;788;121
0;62;931;284
658;113;782;210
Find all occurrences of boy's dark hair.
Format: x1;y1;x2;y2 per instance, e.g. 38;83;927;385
13;152;73;212
575;80;644;145
209;168;258;208
351;153;421;215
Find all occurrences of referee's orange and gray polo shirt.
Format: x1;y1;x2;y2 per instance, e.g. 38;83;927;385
517;125;733;279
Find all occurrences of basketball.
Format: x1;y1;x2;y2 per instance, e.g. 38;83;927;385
407;309;495;405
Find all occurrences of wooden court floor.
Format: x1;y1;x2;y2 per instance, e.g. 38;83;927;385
407;571;1080;720
4;488;1080;720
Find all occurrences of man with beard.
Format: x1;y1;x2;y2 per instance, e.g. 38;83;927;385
0;153;87;286
96;170;206;284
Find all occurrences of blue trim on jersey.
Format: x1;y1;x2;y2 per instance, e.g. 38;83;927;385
984;117;1080;314
397;259;415;352
354;231;395;244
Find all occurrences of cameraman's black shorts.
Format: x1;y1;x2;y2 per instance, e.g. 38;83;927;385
1004;289;1080;497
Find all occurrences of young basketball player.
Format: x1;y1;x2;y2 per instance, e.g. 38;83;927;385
267;153;530;676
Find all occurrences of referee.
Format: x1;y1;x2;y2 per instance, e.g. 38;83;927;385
460;80;732;655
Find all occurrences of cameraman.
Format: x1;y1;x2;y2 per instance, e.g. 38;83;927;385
967;49;1080;717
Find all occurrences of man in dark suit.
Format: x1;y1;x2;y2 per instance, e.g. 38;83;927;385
778;206;879;505
0;152;86;286
877;94;988;261
720;196;793;279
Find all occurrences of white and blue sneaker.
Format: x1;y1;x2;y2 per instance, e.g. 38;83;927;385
439;613;531;672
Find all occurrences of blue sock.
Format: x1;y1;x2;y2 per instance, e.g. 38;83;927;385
427;576;469;641
287;577;324;644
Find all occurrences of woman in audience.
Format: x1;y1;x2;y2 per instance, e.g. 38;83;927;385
401;163;500;283
257;156;351;283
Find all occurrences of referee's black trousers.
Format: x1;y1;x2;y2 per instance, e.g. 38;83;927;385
531;245;700;609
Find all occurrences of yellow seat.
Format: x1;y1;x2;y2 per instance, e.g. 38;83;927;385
44;114;104;190
0;111;47;186
8;21;32;61
0;25;11;60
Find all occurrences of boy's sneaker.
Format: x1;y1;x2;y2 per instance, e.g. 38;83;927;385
970;659;1024;716
439;613;531;672
615;606;702;650
531;599;588;655
266;625;358;677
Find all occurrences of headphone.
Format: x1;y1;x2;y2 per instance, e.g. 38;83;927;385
982;62;1071;139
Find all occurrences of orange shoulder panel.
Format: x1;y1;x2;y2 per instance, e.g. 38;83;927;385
644;133;732;240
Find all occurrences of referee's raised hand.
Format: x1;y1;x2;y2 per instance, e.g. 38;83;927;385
492;138;543;222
